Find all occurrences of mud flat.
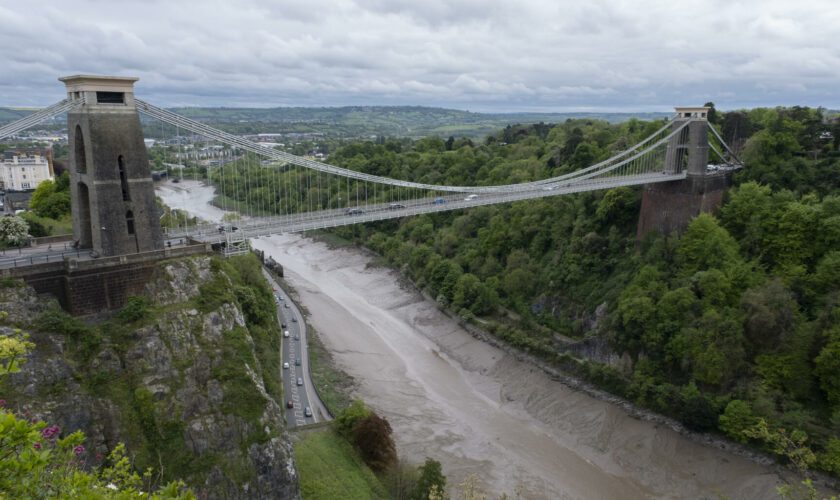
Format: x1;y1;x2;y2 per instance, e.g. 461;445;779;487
155;179;229;223
252;234;788;499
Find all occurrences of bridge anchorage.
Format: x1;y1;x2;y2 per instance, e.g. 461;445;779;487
0;75;741;314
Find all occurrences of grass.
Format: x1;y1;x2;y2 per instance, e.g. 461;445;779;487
294;429;387;500
306;324;355;416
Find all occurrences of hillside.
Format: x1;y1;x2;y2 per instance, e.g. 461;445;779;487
0;104;670;139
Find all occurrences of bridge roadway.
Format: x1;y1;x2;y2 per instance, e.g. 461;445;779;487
168;171;687;243
0;171;685;270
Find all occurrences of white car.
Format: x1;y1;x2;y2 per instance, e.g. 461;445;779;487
283;330;289;337
464;194;478;201
283;362;289;369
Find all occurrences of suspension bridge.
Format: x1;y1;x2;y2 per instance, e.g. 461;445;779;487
0;75;741;267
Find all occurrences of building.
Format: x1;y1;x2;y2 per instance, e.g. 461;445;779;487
0;149;54;191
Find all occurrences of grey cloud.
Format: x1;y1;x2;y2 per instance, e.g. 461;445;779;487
0;0;838;111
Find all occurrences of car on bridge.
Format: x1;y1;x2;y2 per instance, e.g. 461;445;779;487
464;194;478;201
433;197;445;205
345;207;364;215
388;203;406;209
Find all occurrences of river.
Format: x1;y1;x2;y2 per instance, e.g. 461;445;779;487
159;181;789;499
251;234;788;499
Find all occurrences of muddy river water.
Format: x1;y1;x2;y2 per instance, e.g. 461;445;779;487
157;180;792;498
250;234;786;499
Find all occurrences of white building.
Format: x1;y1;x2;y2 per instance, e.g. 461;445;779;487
0;150;53;191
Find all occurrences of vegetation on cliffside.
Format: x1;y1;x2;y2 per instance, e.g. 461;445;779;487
0;254;299;498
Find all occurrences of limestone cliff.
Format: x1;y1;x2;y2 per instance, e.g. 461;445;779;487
0;255;299;499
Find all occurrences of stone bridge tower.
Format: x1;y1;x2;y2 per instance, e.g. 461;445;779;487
61;75;163;256
636;106;731;240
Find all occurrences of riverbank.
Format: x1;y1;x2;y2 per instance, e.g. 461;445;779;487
252;233;791;499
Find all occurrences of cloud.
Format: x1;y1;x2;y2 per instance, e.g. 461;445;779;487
0;0;838;111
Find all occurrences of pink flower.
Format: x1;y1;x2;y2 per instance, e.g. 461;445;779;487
73;445;85;456
41;425;60;440
33;442;41;450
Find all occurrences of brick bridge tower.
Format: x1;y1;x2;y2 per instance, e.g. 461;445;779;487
636;106;731;240
61;75;163;256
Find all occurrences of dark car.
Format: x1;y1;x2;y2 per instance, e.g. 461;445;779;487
295;358;301;366
433;197;445;205
345;207;364;215
281;322;287;328
292;317;298;323
388;203;406;209
286;400;294;409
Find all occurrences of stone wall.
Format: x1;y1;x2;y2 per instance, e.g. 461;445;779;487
636;172;731;240
2;244;212;315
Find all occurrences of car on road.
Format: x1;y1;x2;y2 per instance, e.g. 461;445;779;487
464;194;478;201
292;317;298;322
304;407;312;417
284;303;290;308
283;330;289;337
388;203;406;209
286;400;294;409
295;358;301;366
297;378;303;386
281;322;287;328
294;334;300;340
433;197;445;205
345;207;364;215
283;362;289;369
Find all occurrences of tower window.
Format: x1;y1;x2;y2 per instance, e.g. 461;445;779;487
126;210;135;235
74;125;87;174
96;92;125;104
118;155;131;201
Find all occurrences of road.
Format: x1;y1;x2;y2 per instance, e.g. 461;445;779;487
262;269;330;427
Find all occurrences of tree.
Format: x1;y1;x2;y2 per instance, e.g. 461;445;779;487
30;177;71;219
675;214;741;276
815;330;840;408
718;400;758;443
0;216;29;246
411;458;447;500
334;400;371;439
352;413;397;472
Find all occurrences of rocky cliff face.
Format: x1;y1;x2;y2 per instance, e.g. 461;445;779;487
0;255;299;499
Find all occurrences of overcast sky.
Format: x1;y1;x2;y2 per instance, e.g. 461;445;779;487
1;0;838;111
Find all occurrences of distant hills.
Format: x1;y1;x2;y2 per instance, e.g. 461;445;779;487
2;104;670;139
